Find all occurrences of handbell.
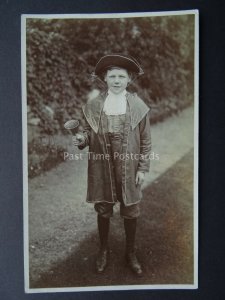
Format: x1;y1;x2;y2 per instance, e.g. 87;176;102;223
64;119;80;135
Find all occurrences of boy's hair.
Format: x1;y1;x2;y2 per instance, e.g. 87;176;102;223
91;54;143;84
103;66;133;78
94;54;143;76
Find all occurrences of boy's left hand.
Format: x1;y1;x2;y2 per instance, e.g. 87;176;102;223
135;171;145;186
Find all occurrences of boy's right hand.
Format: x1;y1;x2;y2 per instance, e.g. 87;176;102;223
72;134;85;147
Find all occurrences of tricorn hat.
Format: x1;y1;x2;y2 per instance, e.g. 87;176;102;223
93;54;144;77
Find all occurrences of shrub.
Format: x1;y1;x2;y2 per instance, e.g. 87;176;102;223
26;15;194;132
26;15;195;177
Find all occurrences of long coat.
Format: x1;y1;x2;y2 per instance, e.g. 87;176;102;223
79;91;151;206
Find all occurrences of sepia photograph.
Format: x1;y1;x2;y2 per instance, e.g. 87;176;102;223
22;10;199;293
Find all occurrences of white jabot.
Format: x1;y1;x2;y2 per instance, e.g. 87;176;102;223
103;90;127;115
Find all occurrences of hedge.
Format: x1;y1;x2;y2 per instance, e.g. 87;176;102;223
26;15;194;132
26;15;195;177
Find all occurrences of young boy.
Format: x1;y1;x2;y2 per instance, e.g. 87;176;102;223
73;54;151;276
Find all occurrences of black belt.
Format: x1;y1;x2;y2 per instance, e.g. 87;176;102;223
107;132;124;140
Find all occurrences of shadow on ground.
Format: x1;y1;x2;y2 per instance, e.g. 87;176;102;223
30;150;194;288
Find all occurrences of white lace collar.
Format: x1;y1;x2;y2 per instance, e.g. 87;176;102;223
103;90;127;115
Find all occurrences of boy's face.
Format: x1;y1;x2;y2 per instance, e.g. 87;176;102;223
104;68;131;95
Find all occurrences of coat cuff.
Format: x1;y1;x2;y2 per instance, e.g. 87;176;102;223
137;166;150;173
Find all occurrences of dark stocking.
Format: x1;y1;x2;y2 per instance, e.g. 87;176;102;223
124;218;142;276
97;215;110;250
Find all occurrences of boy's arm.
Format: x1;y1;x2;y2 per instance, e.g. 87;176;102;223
137;111;152;172
77;117;91;150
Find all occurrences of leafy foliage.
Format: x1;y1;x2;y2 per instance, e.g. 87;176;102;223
26;15;195;177
28;136;65;178
27;15;194;130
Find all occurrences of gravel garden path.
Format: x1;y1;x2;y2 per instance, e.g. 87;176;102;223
27;105;195;289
